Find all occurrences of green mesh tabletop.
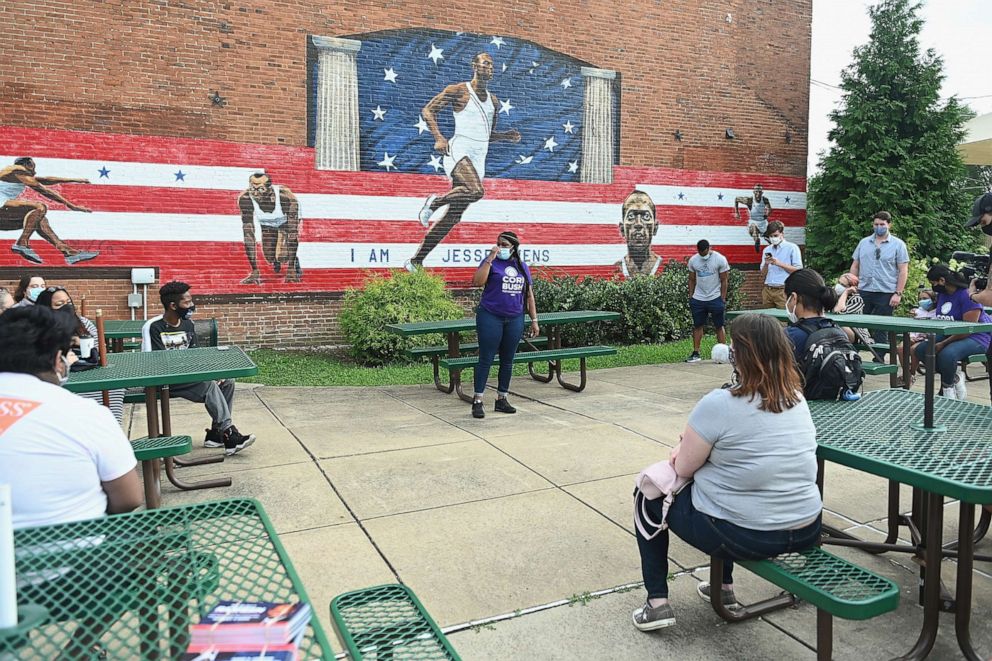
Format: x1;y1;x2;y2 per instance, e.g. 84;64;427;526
103;320;149;339
385;310;620;336
65;347;257;393
2;499;333;659
727;308;992;335
331;584;460;660
809;389;992;504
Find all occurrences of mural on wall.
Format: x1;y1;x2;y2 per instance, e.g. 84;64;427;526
1;158;98;265
237;173;303;284
734;184;773;254
616;190;662;278
0;32;808;293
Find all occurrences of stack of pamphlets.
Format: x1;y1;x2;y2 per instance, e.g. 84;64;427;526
182;601;312;661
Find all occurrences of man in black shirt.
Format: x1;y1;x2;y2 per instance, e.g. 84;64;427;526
149;281;255;455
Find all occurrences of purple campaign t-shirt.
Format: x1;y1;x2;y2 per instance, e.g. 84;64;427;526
479;257;532;317
933;288;992;350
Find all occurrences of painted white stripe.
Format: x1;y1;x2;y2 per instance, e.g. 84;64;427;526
3;211;805;247
0;155;807;212
0;156;260;191
635;184;807;211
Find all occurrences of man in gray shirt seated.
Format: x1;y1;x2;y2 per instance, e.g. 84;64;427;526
686;240;730;363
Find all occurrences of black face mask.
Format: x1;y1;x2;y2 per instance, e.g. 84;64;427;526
932;284;947;294
982;223;992;237
175;304;195;320
60;303;76;317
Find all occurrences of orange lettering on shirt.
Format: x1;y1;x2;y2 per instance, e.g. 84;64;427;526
0;397;42;434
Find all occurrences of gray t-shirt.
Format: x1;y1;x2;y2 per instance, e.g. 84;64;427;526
687;252;730;301
687;388;822;530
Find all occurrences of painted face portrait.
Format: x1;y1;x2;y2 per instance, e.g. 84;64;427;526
248;175;274;203
620;193;657;251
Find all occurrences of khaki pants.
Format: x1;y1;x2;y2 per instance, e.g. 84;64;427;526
762;285;786;309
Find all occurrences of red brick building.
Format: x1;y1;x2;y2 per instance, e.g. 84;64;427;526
0;0;811;347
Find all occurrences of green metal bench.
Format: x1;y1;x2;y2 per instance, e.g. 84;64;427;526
130;434;192;461
406;337;548;395
439;345;617;398
862;362;899;376
331;584;460;660
961;352;989;383
709;547;899;661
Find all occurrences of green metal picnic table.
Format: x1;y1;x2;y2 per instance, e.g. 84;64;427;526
66;347;259;508
1;498;334;660
728;308;992;430
386;310;620;400
810;389;992;660
102;319;148;352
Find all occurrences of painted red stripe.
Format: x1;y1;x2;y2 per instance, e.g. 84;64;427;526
42;187;808;226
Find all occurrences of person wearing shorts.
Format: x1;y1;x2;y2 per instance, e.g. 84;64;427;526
686;239;730;362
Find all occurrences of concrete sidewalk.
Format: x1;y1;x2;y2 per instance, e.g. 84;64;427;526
127;363;992;660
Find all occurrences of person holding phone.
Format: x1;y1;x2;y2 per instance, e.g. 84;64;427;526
759;221;802;309
470;231;539;419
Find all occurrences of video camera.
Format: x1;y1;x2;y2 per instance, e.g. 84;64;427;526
952;251;990;291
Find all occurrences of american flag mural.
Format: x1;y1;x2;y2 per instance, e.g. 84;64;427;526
0;122;806;294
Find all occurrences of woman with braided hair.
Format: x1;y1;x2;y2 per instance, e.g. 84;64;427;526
470;231;539;419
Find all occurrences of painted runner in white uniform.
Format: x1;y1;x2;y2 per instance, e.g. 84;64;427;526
748;197;769;235
250;185;288;228
443;83;495;180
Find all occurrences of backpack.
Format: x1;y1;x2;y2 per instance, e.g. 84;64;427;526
794;319;865;401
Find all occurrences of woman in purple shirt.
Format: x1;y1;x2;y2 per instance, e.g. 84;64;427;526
470;231;540;419
914;264;992;400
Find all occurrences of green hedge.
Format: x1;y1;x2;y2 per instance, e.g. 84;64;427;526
531;261;745;345
339;269;465;366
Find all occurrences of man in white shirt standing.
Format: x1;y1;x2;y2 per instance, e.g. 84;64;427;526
760;221;803;309
686;239;730;362
0;305;141;529
849;210;909;359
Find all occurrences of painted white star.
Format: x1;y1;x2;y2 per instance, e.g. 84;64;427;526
515;154;534;165
490;36;505;48
383;68;398;83
428;155;443;172
502;63;507;72
544;136;558;152
528;61;539;75
561;78;572;89
371;105;386;121
428;44;444;65
562;120;575;134
499;99;514;115
567;160;579;173
378;152;396;171
414;115;429;134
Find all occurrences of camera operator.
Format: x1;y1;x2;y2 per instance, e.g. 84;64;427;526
963;192;992;403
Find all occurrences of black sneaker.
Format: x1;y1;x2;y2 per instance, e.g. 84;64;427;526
223;425;256;456
685;352;701;364
204;427;224;449
696;582;741;610
494;398;516;414
472;401;485;419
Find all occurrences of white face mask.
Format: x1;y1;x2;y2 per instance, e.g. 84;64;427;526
786;295;799;324
57;353;70;386
768;236;783;246
834;283;847;295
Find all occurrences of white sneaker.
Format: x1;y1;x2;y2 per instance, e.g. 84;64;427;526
953;374;967;400
418;194;437;227
941;386;957;400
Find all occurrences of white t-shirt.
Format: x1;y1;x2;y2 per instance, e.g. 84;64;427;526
0;373;137;529
687;251;730;301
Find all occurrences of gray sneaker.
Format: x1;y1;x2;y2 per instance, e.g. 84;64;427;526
685;352;702;364
696;582;741;610
631;601;676;631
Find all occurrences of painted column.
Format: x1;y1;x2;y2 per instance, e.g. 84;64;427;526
313;36;362;171
580;66;616;184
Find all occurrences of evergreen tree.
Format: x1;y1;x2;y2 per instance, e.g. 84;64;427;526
806;0;975;276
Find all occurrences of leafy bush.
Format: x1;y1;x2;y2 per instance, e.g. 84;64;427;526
531;261;745;345
339;269;465;365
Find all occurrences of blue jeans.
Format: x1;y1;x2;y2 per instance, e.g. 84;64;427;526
860;290;895;351
636;483;821;599
914;335;988;388
474;307;525;396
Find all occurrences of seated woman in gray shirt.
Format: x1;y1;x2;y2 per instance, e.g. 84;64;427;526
632;313;822;631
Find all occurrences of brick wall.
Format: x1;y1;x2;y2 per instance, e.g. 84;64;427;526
1;0;811;176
